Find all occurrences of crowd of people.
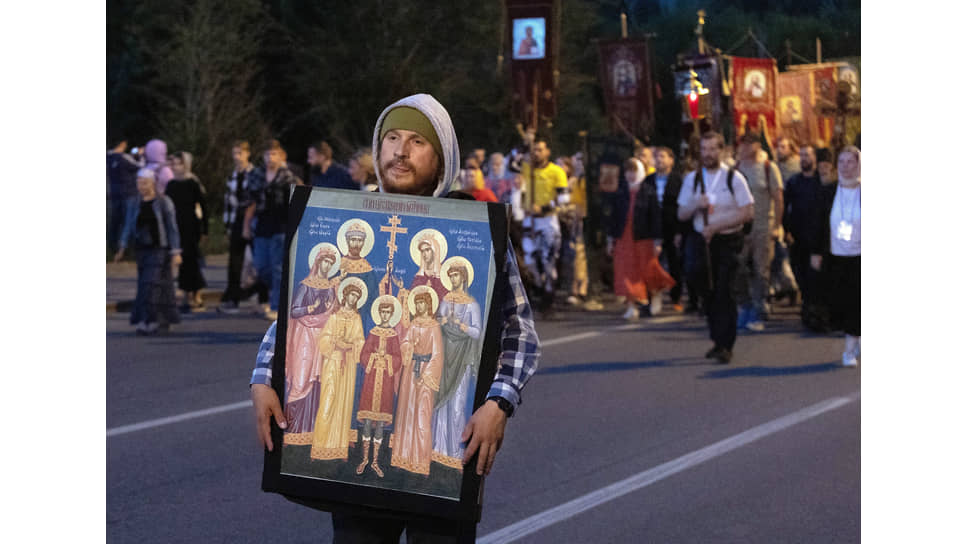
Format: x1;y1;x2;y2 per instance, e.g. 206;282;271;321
107;116;859;365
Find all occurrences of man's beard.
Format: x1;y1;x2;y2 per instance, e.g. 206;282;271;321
701;156;720;169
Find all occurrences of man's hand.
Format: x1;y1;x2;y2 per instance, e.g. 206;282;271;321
251;384;287;452
785;232;794;245
771;226;783;241
172;254;183;268
242;227;252;241
113;248;125;263
653;240;663;257
695;194;710;210
702;224;718;243
461;399;508;476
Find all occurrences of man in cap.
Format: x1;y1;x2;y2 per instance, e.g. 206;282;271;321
250;94;541;541
734;129;784;331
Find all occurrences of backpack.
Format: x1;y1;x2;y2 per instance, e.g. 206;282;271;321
694;165;754;235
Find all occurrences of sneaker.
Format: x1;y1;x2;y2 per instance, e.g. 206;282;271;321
650;295;663;315
622;306;639;321
254;303;270;316
705;345;720;359
217;301;240;315
566;295;581;306
672;303;684;313
583;300;604;311
842;351;858;367
745;320;765;332
264;309;278;321
736;306;750;330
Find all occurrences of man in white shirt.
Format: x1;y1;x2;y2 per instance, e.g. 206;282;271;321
677;132;754;363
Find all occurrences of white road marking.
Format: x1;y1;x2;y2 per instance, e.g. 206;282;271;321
477;392;860;544
106;400;252;437
103;315;698;438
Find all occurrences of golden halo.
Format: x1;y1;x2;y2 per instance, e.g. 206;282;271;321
409;228;448;269
336;277;368;309
336;219;376;258
407;285;439;317
370;294;403;328
440;256;475;291
307;242;341;278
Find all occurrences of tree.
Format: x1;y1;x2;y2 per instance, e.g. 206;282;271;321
139;0;271;208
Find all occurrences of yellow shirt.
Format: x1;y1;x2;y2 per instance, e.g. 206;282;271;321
520;162;568;210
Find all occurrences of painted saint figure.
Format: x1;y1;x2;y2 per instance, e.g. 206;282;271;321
391;287;443;476
432;258;482;470
284;243;340;444
310;278;367;461
338;219;380;332
356;295;404;477
408;228;449;302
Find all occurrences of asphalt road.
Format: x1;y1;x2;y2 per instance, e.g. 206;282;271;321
106;303;860;543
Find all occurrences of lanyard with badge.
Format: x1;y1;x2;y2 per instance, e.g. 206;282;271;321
835;185;860;242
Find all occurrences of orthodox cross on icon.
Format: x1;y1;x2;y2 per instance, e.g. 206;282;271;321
379;215;408;296
381;215;408;261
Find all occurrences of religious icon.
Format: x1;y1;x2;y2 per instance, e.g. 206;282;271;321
337;219;380;331
267;186;508;519
391;285;444;476
613;59;638;98
598;163;620;193
512;17;546;60
781;96;803;124
356;294;404;478
744;69;767;99
409;228;449;302
283;242;341;445
310;276;368;462
432;256;481;471
838;66;859;98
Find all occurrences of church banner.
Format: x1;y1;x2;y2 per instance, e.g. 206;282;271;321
597;38;655;138
787;62;842;146
776;69;818;148
730;56;778;139
262;186;509;522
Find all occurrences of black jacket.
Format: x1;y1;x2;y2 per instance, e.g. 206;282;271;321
807;182;839;256
631;178;662;240
645;171;685;241
783;172;825;251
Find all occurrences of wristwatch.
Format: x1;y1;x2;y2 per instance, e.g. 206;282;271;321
487;396;514;418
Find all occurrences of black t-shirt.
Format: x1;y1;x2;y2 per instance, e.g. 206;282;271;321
135;200;161;249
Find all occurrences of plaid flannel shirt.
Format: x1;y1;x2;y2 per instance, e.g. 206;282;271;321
250;245;540;415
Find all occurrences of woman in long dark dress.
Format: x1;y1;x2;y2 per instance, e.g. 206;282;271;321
165;151;209;311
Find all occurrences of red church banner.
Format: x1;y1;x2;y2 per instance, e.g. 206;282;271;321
731;57;777;138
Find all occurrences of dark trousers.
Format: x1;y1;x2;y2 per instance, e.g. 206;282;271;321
685;231;743;350
332;512;476;544
221;221;268;305
788;241;818;304
661;236;684;304
827;255;861;337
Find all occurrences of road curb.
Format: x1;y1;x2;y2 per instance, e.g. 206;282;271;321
107;290;227;314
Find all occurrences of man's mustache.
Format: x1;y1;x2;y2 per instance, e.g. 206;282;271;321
383;158;414;172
